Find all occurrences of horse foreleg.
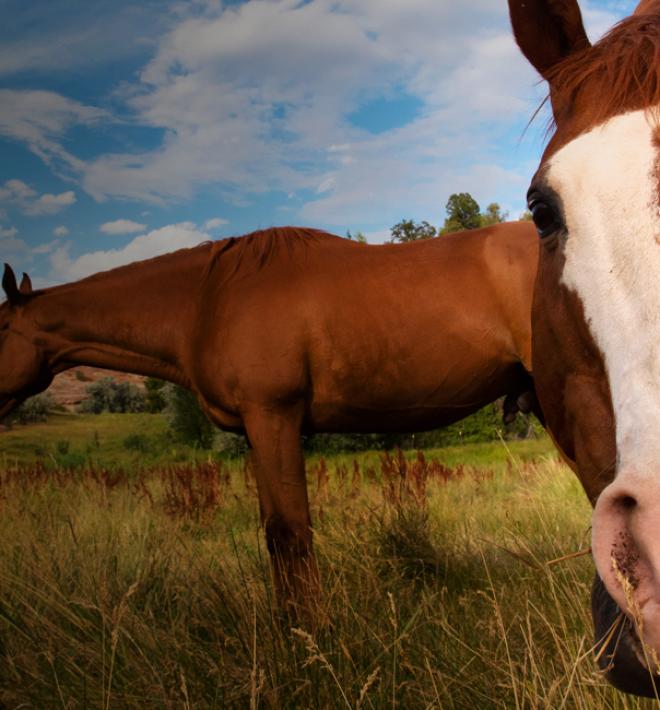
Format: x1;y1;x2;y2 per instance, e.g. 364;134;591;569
242;403;320;617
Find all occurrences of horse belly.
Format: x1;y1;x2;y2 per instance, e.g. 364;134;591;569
306;354;519;434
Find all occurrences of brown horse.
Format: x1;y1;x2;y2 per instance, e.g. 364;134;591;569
510;0;660;696
0;220;537;611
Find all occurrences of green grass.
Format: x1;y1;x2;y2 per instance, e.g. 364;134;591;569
0;421;654;707
0;412;216;469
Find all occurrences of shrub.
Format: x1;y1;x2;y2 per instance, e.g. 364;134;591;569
79;377;146;414
144;378;167;413
166;385;215;450
10;393;54;424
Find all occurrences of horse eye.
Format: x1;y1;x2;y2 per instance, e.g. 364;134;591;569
529;199;559;239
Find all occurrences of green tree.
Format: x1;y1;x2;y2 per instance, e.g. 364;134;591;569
519;210;533;221
441;193;482;233
481;202;508;226
389;219;437;243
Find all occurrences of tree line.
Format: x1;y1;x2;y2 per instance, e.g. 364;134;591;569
348;191;531;244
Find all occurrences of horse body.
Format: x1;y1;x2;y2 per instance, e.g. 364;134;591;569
509;0;660;695
191;223;535;435
0;220;537;611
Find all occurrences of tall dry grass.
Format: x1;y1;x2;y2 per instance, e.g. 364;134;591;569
0;450;655;708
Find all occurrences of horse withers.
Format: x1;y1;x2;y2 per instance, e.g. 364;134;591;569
510;0;660;696
0;221;537;614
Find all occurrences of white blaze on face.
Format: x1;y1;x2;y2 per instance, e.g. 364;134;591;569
546;109;660;475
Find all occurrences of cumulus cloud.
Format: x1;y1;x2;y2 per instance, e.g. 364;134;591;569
0;1;628;229
0;179;36;202
24;190;76;216
0;178;76;216
49;222;209;282
53;225;69;237
79;0;532;206
76;0;623;216
203;217;228;230
100;219;147;235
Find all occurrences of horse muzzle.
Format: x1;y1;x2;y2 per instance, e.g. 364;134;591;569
592;469;660;686
592;573;660;696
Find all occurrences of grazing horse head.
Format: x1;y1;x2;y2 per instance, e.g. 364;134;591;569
0;264;52;419
509;0;660;696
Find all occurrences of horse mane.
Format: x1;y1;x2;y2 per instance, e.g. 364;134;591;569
203;226;341;283
546;14;660;131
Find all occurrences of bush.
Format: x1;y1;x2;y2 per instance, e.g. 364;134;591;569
144;378;167;413
10;393;54;425
79;378;146;414
166;385;215;450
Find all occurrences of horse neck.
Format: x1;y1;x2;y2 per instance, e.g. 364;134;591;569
29;247;211;386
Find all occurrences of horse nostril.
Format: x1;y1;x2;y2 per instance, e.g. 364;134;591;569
617;494;637;511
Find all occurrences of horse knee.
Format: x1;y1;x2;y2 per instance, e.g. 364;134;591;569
264;514;312;559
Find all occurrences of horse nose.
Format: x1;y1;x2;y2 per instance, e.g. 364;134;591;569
592;471;660;662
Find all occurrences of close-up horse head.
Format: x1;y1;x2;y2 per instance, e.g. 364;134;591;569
510;0;660;697
0;264;52;420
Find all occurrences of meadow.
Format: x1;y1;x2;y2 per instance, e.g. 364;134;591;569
0;414;655;708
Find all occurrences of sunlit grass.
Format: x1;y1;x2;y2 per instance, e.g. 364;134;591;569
0;438;654;707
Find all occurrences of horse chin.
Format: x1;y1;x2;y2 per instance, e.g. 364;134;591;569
592;574;660;697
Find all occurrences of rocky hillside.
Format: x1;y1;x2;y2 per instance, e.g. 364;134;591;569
46;367;146;411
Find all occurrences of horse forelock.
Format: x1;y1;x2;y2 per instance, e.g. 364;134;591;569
545;14;660;137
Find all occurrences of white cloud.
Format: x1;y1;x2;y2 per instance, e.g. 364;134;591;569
33;240;60;255
0;225;18;239
0;179;36;202
53;226;69;237
0;91;105;178
100;219;147;235
0;178;76;217
203;217;228;230
0;1;628;229
80;0;525;205
49;222;209;282
24;190;76;216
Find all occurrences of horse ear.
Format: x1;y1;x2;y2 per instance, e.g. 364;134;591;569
19;272;33;295
508;0;591;81
2;264;23;306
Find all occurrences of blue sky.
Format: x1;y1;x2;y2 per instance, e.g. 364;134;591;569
0;0;637;285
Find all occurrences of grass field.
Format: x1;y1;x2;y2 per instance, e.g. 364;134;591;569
0;417;655;708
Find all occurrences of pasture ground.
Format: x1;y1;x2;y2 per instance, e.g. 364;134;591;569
0;416;655;708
